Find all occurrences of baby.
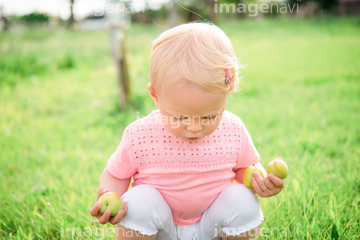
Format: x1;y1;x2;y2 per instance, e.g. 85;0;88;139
90;22;284;240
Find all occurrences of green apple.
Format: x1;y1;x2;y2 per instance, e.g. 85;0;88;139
243;165;265;189
98;192;124;217
266;158;288;179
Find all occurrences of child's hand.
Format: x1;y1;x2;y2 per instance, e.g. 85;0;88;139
89;187;128;225
251;171;284;198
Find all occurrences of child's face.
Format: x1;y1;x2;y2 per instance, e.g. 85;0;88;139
148;81;228;142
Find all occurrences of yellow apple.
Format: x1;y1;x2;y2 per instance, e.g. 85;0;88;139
98;192;124;217
266;158;288;179
243;165;265;189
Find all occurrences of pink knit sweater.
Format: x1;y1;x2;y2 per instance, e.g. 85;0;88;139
107;110;260;225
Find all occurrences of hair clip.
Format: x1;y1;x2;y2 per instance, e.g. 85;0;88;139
225;69;232;85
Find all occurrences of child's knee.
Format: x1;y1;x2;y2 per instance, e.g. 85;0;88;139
122;185;165;215
124;185;163;202
220;184;262;221
199;184;263;238
223;184;258;204
120;185;174;237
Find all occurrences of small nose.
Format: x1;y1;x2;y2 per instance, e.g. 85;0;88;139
186;121;203;133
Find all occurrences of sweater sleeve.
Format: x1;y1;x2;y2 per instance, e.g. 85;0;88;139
106;127;138;179
233;120;260;170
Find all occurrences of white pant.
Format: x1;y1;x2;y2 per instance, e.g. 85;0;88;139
119;184;263;240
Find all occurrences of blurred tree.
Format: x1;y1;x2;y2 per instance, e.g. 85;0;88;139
19;12;49;23
132;0;217;25
205;0;217;24
288;0;338;10
169;0;179;27
133;4;167;24
220;0;246;18
0;5;8;31
106;0;132;109
178;0;217;24
68;0;75;28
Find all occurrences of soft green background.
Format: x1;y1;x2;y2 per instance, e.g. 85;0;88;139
1;17;359;239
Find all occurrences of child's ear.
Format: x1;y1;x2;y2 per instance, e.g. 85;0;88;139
228;83;235;94
147;84;159;108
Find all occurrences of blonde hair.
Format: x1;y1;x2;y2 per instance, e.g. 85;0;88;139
149;22;242;94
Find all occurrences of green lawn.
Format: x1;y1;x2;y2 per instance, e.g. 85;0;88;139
1;17;359;239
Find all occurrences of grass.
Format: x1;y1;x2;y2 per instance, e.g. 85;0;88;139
1;17;360;239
